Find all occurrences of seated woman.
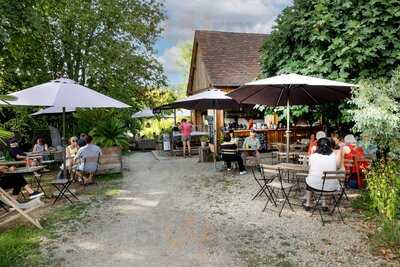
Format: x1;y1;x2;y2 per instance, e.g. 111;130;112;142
0;165;43;201
343;134;367;172
32;137;49;160
303;137;339;211
66;136;79;170
307;133;316;155
221;133;247;175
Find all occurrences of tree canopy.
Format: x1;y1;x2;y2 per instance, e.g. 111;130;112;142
0;0;168;142
261;0;400;82
0;0;166;107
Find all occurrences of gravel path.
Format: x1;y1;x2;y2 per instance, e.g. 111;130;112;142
54;152;387;266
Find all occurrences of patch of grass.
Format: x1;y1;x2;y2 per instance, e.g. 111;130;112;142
0;226;46;267
351;190;376;219
370;221;400;257
95;173;123;182
42;202;90;230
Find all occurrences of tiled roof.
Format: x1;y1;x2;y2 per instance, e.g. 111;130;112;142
194;30;267;87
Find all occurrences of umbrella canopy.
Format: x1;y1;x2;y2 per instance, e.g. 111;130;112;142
6;78;130;178
159;88;239;110
31;106;76;116
228;73;355;106
7;78;130;108
132;108;155;118
228;73;356;162
133;108;190;118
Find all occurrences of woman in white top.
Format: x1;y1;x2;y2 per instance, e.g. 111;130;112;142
304;137;339;211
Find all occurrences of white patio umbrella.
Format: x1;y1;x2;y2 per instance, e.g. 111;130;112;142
228;73;356;161
31;106;76;116
6;78;130;177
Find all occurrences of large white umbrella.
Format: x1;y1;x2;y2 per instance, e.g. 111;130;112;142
133;108;190;119
6;78;130;177
31;106;76;116
228;73;356;161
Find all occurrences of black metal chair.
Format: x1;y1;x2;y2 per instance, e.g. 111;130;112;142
252;164;278;203
262;167;295;216
309;170;346;225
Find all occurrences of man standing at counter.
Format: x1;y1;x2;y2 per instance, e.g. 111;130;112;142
242;130;261;164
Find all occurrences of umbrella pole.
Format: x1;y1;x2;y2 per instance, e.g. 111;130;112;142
213;109;217;168
173;109;176;125
286;98;290;162
62;107;67;179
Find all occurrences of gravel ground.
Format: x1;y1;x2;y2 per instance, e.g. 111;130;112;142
52;152;389;267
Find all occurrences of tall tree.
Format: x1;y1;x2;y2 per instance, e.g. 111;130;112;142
0;0;166;107
261;0;400;82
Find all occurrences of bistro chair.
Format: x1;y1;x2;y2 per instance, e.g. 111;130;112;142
51;169;79;205
310;170;346;225
220;148;239;174
251;164;278;202
261;166;295;216
354;156;371;188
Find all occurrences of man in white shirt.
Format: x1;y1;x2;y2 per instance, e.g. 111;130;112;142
75;135;102;184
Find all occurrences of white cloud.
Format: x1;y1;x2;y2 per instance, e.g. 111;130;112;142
158;0;293;84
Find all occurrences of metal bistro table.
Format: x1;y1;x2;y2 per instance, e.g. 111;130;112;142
262;162;309;193
5;165;48;197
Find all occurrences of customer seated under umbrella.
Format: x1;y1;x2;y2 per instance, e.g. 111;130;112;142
303;137;339;212
221;131;246;175
242;130;261;164
74;135;102;185
32;137;49;160
9;139;27;161
0;165;43;203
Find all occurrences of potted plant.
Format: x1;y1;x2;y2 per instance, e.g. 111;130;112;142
90;120;128;174
200;135;209;148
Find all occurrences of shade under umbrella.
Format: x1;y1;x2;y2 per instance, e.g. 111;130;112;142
6;78;130;178
31;106;76;116
228;73;356;161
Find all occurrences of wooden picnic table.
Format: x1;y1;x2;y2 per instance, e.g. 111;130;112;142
0;160;26;166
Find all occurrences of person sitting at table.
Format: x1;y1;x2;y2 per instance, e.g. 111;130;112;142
343;134;368;179
221;133;247;175
308;131;326;155
0;165;43;201
242;130;261;164
66;136;79;170
32;137;49;160
74;135;102;184
303;137;338;212
78;133;87;147
9;139;27;161
307;133;316;155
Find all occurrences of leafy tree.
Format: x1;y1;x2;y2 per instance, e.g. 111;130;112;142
350;68;400;159
0;0;167;143
259;0;400;131
261;0;400;82
171;40;192;99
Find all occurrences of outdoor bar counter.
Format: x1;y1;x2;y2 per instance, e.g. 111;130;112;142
226;127;315;148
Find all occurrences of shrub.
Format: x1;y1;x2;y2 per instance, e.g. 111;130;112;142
90;120;128;148
366;160;400;221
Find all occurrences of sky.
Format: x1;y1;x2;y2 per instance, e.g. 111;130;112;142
156;0;293;86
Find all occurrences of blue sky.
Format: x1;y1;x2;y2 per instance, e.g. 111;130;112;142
155;0;292;85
